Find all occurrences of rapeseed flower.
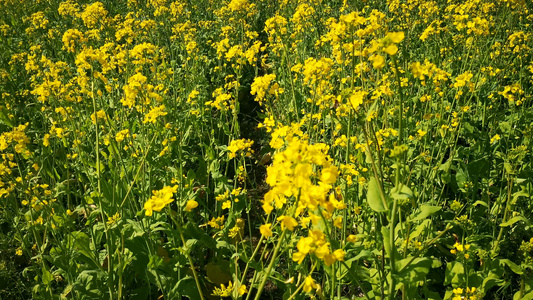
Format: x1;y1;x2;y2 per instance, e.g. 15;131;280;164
144;186;178;216
184;200;198;212
260;223;272;237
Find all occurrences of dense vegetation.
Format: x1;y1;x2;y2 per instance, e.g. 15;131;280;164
1;0;533;299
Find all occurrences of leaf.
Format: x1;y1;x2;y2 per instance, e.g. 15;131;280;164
42;269;52;285
205;261;232;285
444;261;464;286
382;227;392;258
410;219;431;239
500;216;528;227
481;272;503;294
472;201;488;207
514;277;533;300
504;162;514;175
0;106;14;128
396;257;432;284
124;236;150;276
408;205;441;222
353;249;373;260
500;259;523;275
367;177;387;212
391;184;414;201
512;188;530;203
175;276;201;300
69;231;96;262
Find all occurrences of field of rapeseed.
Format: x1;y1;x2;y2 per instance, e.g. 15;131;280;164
1;0;533;299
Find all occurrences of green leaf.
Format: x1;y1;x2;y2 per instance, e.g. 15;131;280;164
500;259;523;275
504;162;514;174
500;216;528;227
175;276;201;299
42;269;52;285
382;227;392;258
391;184;414;201
184;223;216;249
444;261;464;286
205;261;232;285
396;257;432;284
0;106;14;128
367;177;387;212
514;277;533;300
69;232;95;261
408;205;441;222
124;236;150;276
481;272;503;294
353;249;373;260
472;201;488;207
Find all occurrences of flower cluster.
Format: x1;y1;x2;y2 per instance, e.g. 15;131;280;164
262;137;340;215
452;287;479;300
227;138;254;159
144;185;178;216
450;242;472;259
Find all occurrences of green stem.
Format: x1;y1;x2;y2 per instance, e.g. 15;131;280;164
253;228;287;300
239;235;265;286
286;262;318;300
171;216;206;300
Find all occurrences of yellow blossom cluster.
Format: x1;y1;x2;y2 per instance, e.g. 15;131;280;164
144;185;178;216
452;287;479;300
0;124;31;156
250;74;282;105
227;138;254;159
450;242;472;259
292;229;345;266
262;137;341;215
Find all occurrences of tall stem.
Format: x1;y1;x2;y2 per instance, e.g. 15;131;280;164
253;228;287;300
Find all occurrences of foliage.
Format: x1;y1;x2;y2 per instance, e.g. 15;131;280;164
1;0;533;299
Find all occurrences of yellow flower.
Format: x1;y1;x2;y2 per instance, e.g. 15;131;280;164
115;129;130;142
333;216;343;229
251;74;277;104
387;31;405;43
185;200;198;212
383;44;398;55
90;109;106;124
262;200;274;214
144;186;178;216
453;287;464;294
238;284;247;295
490;134;501;144
293;237;314;264
107;212;120;225
320;165;338;184
212;281;234;297
222;200;231;210
454;72;473;88
143;105;167;124
333;249;345;261
259;223;272;238
227;139;254;158
349;90;367;110
347;235;358;243
277;215;298;231
303;276;318;293
207;216;225;229
16;248;23;256
369;54;385;69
